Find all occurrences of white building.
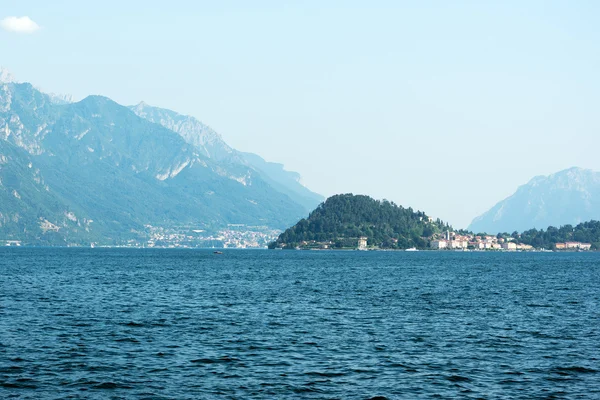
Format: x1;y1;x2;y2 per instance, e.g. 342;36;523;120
501;242;517;251
448;240;468;249
430;239;448;250
516;243;534;251
358;237;368;250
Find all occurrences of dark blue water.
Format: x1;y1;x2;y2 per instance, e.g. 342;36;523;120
1;249;599;399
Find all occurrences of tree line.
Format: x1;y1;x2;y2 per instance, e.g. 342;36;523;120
496;220;600;250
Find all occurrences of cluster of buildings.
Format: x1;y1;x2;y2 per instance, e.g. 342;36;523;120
430;231;593;251
430;232;534;251
200;226;280;248
555;242;592;251
142;224;280;248
1;240;22;246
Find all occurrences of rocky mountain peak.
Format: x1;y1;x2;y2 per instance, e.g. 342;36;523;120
48;92;74;105
469;167;600;233
0;67;16;83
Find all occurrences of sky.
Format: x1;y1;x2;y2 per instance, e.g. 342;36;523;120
2;0;600;228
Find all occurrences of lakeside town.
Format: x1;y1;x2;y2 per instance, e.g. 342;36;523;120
295;231;594;252
428;231;592;251
1;226;594;251
1;224;282;248
133;224;281;248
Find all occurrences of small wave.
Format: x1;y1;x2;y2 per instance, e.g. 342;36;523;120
148;368;169;373
446;375;471;382
351;368;379;374
1;380;38;389
518;330;557;339
115;337;140;343
552;366;598;375
545;376;573;382
388;363;418;372
0;366;23;373
124;321;145;327
304;371;346;377
499;379;520;385
93;382;133;389
292;385;325;394
190;356;239;364
62;379;100;386
258;361;292;367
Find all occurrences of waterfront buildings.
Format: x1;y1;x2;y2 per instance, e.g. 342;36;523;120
428;231;587;251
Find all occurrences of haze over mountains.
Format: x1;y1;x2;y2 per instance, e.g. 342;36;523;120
0;68;322;245
469;167;600;234
2;65;597;245
129;102;323;212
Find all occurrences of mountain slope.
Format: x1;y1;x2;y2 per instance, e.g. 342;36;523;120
129;102;240;163
130;102;324;212
469;167;600;233
238;152;324;212
1;80;310;244
0;138;98;245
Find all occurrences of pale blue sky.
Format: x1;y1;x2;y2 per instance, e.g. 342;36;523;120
2;1;600;228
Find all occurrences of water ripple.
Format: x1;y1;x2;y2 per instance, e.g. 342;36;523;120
1;248;599;398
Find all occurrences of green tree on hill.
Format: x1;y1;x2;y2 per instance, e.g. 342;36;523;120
269;194;450;249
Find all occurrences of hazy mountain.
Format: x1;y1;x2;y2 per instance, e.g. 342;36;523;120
1;78;312;244
238;152;324;212
130;102;240;163
468;167;600;234
47;92;74;105
130;102;324;212
0;67;16;84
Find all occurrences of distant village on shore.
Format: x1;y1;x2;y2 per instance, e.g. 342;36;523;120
342;230;593;252
291;231;594;251
343;232;593;251
2;226;595;250
426;231;592;251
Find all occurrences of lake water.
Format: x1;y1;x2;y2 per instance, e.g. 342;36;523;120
1;249;599;399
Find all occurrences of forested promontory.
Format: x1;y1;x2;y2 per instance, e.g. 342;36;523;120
268;194;450;249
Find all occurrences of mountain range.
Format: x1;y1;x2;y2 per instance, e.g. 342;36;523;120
469;167;600;234
3;66;597;245
0;68;322;245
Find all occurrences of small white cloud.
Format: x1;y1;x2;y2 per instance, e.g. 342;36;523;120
0;16;41;34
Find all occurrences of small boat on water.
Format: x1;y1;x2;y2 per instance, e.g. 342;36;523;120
405;247;419;252
213;251;223;254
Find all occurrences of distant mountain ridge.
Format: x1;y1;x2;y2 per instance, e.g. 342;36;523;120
469;167;600;234
0;67;16;83
0;68;322;245
130;102;239;163
130;102;323;212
